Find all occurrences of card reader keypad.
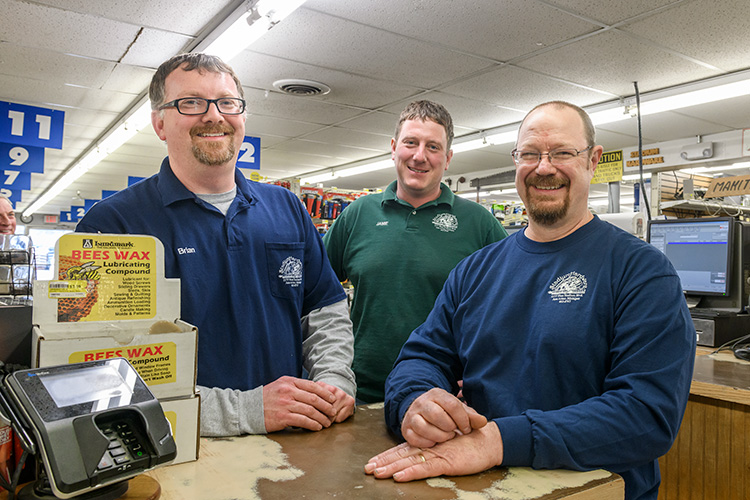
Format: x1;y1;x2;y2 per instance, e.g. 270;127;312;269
96;421;150;475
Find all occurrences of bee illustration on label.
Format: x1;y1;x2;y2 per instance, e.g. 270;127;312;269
61;261;101;281
58;256;100;322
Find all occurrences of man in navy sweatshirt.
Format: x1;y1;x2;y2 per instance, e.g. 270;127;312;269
365;101;695;500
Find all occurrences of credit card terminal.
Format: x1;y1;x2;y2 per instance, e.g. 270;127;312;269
2;358;176;498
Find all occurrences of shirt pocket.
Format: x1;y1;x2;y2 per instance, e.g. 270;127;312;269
266;242;305;301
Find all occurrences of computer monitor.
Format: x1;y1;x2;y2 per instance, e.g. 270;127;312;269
647;217;749;312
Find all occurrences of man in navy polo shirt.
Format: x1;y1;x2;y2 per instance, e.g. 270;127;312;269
76;53;355;436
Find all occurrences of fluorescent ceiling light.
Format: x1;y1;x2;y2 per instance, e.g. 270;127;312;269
488;188;517;195
23;98;153;218
300;158;392;185
681;161;750;175
640;80;750;115
589;197;635;206
621;173;651;181
451;130;518;154
589;107;631;126
485;131;518;146
203;0;307;61
457;191;491;198
452;138;488;154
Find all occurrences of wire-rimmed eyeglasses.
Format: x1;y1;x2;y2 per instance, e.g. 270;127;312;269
510;146;593;166
158;97;246;115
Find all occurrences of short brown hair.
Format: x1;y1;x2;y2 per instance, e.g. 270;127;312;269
520;101;595;147
149;53;245;110
394;100;454;150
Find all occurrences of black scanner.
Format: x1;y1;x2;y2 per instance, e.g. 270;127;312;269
0;358;176;499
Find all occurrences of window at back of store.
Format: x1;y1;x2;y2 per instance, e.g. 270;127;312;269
28;228;72;281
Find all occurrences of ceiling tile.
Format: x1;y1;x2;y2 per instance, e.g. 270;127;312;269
545;0;681;25
304;0;602;61
247;8;494;89
516;30;720;95
440;65;615;112
25;0;241;35
244;87;366;127
231;51;421;109
0;0;142;61
0;44;117;90
621;0;750;72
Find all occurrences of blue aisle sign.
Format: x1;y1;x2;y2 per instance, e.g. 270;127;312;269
237;136;260;170
69;205;85;222
128;176;145;186
0;101;65;149
0;188;24;208
2;170;31;191
59;211;74;223
0;142;45;173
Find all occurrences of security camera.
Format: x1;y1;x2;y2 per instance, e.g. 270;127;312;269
680;142;714;161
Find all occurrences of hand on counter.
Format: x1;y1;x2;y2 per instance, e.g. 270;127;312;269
401;388;487;448
263;376;340;432
315;381;355;422
364;420;504;482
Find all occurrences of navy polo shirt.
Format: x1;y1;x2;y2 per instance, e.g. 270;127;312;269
76;157;346;391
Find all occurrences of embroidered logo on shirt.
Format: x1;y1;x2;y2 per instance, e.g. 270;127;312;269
177;247;196;255
376;221;389;226
279;256;303;287
548;272;587;303
432;213;458;233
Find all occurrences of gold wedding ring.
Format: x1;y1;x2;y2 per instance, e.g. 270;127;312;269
419;454;426;463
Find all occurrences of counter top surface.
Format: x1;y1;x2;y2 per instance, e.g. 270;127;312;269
690;350;750;404
147;403;623;500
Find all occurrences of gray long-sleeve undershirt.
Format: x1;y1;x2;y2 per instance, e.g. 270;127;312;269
199;298;355;436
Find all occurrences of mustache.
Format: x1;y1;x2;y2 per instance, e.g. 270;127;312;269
190;124;235;137
526;175;569;188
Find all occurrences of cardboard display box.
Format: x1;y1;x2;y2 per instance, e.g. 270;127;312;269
29;234;200;463
31;234;198;400
31;317;197;400
161;394;200;465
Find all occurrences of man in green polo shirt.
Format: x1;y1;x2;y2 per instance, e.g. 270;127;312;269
323;100;507;403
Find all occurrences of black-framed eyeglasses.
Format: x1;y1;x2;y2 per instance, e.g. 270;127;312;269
158;97;246;115
510;145;593;166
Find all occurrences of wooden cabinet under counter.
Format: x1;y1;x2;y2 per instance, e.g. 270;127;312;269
658;350;750;500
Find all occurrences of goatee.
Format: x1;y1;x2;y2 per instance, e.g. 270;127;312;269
191;124;236;166
525;176;569;226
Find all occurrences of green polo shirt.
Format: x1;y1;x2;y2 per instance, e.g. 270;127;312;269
323;181;507;402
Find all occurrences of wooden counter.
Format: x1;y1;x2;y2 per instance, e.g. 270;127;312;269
147;403;624;500
658;351;750;500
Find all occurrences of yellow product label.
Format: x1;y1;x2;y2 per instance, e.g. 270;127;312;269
68;342;177;386
56;234;157;322
48;280;88;298
164;411;177;438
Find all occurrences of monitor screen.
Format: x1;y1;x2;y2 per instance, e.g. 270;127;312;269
647;217;734;296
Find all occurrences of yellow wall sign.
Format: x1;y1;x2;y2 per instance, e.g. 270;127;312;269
592;150;623;184
55;234;157;322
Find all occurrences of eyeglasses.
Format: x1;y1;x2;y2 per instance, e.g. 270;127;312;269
510;146;593;166
158;97;246;115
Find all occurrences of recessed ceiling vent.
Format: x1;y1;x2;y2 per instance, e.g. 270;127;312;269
273;79;331;96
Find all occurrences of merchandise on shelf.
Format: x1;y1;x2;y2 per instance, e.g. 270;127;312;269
0;235;34;305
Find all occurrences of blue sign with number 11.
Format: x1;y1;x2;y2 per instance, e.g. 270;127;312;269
0;100;65;149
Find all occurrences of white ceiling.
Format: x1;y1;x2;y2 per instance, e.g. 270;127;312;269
2;0;750;220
